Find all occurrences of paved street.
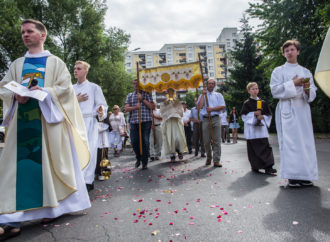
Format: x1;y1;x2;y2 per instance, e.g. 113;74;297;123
5;135;330;242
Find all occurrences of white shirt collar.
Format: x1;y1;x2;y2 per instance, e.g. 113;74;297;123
24;50;52;58
284;62;299;67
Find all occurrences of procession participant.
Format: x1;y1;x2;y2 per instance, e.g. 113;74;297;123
229;107;240;143
73;60;108;191
160;88;187;161
190;98;205;157
220;108;230;143
0;19;90;240
109;105;127;157
240;82;277;175
149;101;162;161
198;79;226;167
270;39;318;187
95;113;111;180
125;79;154;169
182;101;192;154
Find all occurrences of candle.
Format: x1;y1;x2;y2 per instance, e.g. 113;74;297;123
257;100;262;110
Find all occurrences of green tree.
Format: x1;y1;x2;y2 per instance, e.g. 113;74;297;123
183;90;197;109
0;0;133;110
226;16;271;114
247;0;330;132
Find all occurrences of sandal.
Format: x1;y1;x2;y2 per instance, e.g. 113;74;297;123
0;225;21;241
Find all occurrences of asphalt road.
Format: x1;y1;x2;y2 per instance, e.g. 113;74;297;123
4;135;330;242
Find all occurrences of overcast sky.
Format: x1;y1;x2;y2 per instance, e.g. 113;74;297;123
105;0;261;51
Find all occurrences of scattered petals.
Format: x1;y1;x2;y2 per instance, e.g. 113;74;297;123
152;230;159;236
237;230;243;234
169;222;173;225
189;222;195;225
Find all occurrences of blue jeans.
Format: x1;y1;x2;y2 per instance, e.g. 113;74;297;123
130;121;152;166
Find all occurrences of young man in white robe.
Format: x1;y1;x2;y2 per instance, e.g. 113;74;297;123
73;61;108;191
270;39;318;187
0;19;90;240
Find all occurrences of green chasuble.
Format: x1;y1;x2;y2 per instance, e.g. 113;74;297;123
16;56;47;210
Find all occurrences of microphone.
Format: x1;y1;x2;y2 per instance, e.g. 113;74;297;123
28;79;38;89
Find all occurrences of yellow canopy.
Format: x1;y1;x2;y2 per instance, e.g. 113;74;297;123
138;62;202;93
315;27;330;98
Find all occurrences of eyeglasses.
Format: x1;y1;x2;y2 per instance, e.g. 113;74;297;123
113;108;118;110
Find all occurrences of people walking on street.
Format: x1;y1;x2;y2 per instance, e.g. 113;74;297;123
160;88;187;161
0;19;90;240
229;107;240;143
149;102;162;161
190;98;205;157
220;109;230;143
73;60;108;191
270;39;318;187
182;101;192;154
109;105;127;157
241;82;277;175
125;79;154;169
198;79;226;167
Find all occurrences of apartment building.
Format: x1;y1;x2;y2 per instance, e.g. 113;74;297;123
125;28;242;88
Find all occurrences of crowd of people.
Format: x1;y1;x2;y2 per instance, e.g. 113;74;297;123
0;19;320;240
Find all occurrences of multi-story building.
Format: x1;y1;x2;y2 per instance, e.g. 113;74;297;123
216;27;244;71
125;28;242;102
125;42;227;85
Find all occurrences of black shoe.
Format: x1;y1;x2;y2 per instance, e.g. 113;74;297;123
155;156;159;160
178;153;183;160
251;168;259;173
194;152;198;157
0;225;21;241
150;157;155;162
299;180;313;186
201;153;206;158
170;155;176;162
189;150;192;154
288;179;302;188
135;160;141;168
265;167;277;175
86;183;94;192
142;165;148;170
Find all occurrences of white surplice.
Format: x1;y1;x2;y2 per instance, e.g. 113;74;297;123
270;62;318;180
73;80;108;184
242;112;272;140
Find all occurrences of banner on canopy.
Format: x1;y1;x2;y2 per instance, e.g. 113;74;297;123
138;62;202;93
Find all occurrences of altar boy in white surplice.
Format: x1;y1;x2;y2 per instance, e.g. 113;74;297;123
73;61;108;191
270;39;318;188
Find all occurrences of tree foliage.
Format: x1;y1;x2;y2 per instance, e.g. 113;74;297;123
226;16;272;111
0;0;134;113
247;0;330;132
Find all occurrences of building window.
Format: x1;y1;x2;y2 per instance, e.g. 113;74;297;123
188;47;193;52
167;47;171;52
147;55;152;59
209;66;214;70
207;53;213;57
227;42;231;47
126;62;131;67
232;33;237;37
209;72;214;77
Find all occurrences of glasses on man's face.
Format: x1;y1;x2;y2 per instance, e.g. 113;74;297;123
113;108;118;110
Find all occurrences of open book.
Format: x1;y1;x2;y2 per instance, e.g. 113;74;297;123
4;81;48;102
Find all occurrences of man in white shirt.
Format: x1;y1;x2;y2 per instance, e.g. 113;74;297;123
150;102;162;161
182;101;192;154
219;109;230;143
73;61;108;191
198;79;226;167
